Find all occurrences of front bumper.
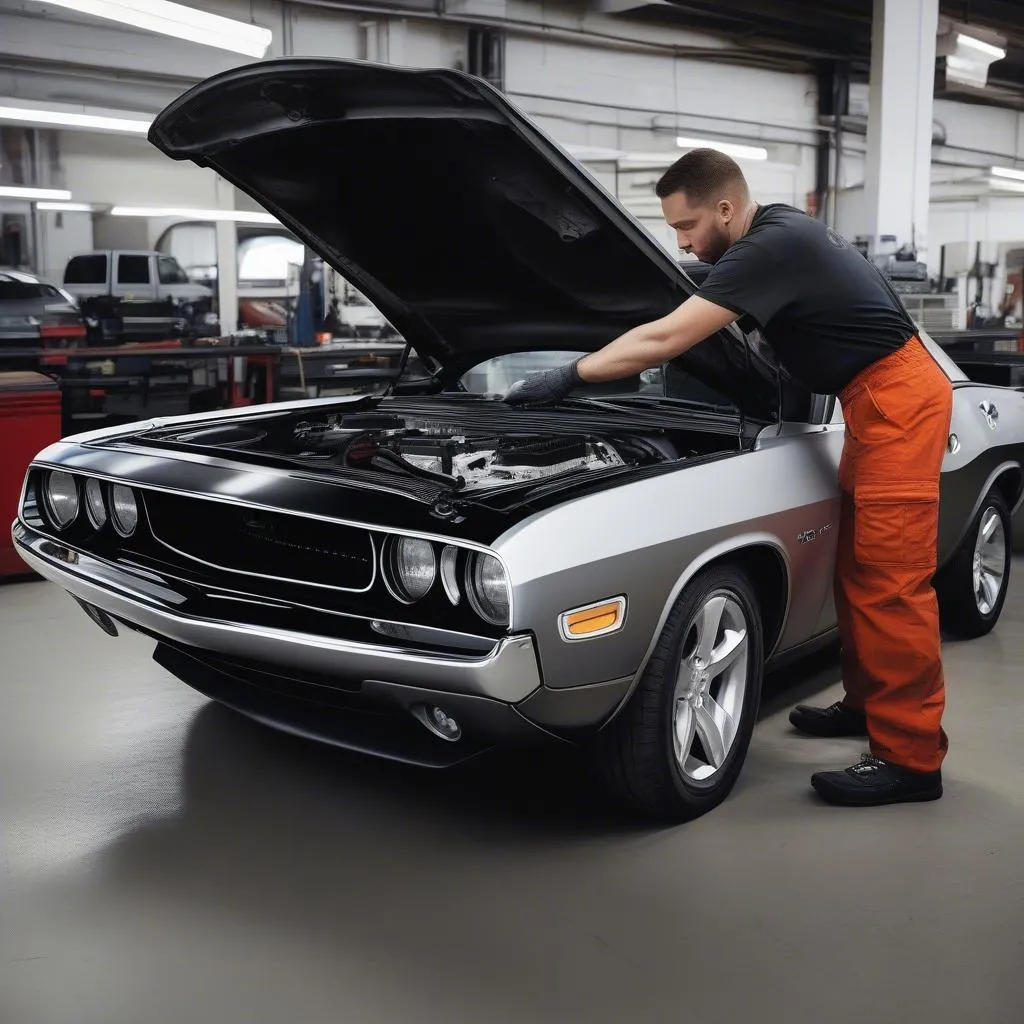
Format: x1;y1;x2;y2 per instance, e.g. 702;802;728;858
12;519;541;704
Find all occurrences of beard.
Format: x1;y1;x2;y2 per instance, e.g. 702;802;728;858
702;223;733;264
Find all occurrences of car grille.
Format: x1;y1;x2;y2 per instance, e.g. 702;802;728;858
143;492;376;591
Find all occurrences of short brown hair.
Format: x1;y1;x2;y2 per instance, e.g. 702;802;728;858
655;148;749;205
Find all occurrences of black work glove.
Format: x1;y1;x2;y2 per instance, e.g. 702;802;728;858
504;358;585;405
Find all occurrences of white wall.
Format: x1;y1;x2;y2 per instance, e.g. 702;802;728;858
55;133;220;208
36;211;93;285
933;99;1024;164
505;36;817;140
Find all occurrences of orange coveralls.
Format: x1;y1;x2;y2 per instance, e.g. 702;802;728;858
834;335;953;773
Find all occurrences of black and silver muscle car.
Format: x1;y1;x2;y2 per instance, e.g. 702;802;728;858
11;59;1023;820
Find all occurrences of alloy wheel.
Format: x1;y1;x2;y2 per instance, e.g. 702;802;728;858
973;506;1007;616
671;591;749;783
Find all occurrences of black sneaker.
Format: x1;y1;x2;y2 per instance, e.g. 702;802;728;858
811;755;943;806
789;700;868;738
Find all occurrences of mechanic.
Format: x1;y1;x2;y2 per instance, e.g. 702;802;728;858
504;147;952;807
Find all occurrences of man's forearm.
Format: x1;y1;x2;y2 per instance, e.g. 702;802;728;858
576;296;739;384
575;321;677;383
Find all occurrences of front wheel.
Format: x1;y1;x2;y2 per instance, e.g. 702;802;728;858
935;486;1012;639
591;564;764;822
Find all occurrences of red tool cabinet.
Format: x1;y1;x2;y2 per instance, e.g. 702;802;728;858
0;372;61;578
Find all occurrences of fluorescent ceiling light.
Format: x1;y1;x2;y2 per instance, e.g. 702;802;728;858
0;103;151;134
110;206;278;224
676;136;768;161
991;166;1024;182
37;202;96;212
0;186;71;200
30;0;272;58
957;32;1006;60
989;177;1024;194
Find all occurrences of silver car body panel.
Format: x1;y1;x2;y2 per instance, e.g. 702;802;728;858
494;424;844;688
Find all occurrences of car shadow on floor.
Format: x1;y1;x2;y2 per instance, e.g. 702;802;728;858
139;638;847;843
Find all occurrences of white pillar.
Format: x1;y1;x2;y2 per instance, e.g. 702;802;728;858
862;0;939;261
215;218;238;336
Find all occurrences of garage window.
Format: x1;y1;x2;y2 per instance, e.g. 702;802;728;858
118;255;151;285
64;254;107;285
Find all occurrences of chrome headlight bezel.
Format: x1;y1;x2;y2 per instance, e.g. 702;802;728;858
382;535;438;604
109;484;139;538
44;471;80;530
465;551;510;628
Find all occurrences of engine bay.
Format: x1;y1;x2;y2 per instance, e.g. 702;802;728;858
372;431;630;490
155;406;694;493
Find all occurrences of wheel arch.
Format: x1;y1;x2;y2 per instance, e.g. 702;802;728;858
942;459;1022;567
991;465;1023;516
599;534;791;730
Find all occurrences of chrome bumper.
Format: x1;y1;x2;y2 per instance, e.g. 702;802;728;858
11;520;541;703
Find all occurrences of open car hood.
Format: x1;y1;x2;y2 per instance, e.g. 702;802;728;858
149;58;793;419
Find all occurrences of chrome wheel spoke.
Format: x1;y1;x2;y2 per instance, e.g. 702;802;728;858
694;596;727;664
981;572;1000;611
980;510;999;544
708;628;747;676
674;699;697;764
694;695;732;769
981;550;1005;573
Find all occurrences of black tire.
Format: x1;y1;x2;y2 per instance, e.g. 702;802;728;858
935;485;1012;639
590;564;764;822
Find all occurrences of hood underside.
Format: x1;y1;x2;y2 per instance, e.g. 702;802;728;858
148;58;788;418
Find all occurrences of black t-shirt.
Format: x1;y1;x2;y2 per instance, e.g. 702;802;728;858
696;203;918;394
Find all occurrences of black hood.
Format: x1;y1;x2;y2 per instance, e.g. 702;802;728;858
148;58;787;418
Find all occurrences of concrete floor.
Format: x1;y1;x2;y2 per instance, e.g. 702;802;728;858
2;570;1024;1024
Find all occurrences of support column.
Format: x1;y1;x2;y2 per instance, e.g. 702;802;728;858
215;218;238;336
862;0;938;261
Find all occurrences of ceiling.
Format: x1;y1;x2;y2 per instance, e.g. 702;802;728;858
615;0;1024;109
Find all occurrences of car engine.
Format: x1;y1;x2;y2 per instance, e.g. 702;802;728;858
276;415;630;491
155;409;673;494
389;434;625;490
291;417;628;491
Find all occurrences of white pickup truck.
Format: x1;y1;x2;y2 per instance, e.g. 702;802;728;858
62;250;218;343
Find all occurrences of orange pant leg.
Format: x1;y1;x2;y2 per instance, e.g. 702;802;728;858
833;338;953;772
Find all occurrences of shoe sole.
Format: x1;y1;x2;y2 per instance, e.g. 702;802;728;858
810;780;943;806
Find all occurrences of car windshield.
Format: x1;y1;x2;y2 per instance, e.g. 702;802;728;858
0;278;61;301
459;351;739;410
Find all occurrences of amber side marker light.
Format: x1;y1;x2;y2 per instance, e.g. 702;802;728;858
559;597;627;641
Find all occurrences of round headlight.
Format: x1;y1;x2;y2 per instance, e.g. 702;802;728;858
466;553;510;627
84;478;107;529
45;471;79;529
385;537;436;603
109;485;138;537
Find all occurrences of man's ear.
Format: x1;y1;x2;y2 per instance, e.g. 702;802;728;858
717;198;735;223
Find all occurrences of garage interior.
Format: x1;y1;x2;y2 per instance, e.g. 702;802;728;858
3;1;1024;1022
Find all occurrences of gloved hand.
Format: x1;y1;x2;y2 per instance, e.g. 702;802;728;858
504;358;585;405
